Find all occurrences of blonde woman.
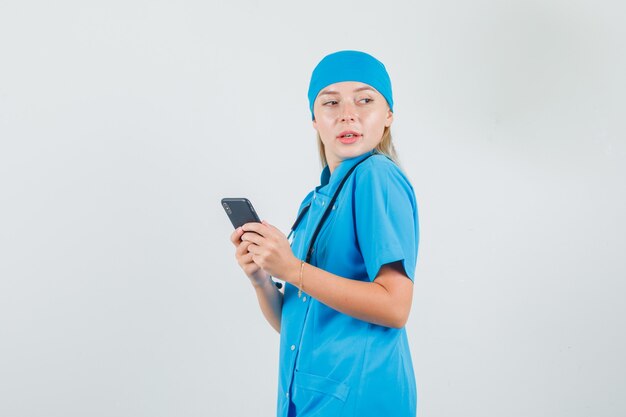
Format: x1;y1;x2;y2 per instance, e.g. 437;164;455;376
231;50;419;417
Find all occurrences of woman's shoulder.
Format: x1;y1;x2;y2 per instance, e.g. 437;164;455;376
355;154;414;190
359;153;403;173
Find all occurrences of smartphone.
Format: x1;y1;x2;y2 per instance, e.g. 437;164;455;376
221;198;261;229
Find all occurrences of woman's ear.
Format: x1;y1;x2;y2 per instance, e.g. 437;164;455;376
385;109;394;127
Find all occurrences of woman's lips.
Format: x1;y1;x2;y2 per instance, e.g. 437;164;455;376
337;131;361;144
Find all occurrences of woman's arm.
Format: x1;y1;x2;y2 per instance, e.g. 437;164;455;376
293;260;412;328
231;227;283;333
251;274;283;333
241;222;413;329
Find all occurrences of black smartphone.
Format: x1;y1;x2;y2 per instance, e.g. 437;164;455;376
221;198;261;229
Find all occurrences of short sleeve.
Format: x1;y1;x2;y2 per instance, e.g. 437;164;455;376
354;157;419;281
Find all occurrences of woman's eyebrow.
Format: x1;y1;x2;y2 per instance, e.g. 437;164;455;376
318;89;339;96
353;86;377;93
318;86;377;96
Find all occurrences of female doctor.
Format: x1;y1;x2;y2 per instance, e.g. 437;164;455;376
230;50;419;417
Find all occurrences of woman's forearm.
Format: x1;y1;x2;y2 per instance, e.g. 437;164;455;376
281;260;412;329
253;276;283;333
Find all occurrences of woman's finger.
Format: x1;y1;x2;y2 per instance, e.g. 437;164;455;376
242;221;268;236
236;249;253;264
236;241;251;257
242;252;256;265
241;231;265;245
261;220;287;241
230;227;244;246
246;243;259;255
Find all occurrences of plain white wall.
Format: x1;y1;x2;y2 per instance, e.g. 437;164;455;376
1;1;624;416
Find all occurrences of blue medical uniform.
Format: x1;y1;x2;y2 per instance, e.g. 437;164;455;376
277;151;419;417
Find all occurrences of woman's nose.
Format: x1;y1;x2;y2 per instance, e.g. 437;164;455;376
340;103;357;122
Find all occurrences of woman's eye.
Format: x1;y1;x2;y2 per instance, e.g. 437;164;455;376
323;100;338;106
359;98;373;104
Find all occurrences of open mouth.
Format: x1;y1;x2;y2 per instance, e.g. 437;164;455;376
338;131;361;143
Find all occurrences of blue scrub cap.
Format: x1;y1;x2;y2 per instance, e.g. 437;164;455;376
307;50;393;119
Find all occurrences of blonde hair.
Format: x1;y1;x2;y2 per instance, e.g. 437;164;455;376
317;126;400;168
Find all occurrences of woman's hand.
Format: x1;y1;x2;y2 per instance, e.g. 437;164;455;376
230;227;270;287
230;224;284;333
240;221;300;282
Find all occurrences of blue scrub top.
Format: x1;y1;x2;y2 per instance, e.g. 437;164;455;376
277;151;419;417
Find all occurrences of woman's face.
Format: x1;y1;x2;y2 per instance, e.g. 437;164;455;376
312;81;393;172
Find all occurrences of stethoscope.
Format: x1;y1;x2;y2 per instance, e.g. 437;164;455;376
274;153;375;289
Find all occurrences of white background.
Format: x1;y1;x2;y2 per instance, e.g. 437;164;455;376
1;1;625;416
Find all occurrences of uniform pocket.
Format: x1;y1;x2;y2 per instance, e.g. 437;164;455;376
292;370;351;416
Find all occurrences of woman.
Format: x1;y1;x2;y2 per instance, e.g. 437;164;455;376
230;50;419;417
